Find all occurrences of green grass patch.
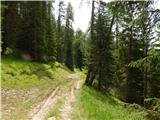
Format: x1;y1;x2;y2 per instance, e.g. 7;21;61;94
72;86;145;120
1;55;71;89
1;55;73;120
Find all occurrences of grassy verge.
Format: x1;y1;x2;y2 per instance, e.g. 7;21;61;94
1;55;73;120
72;86;145;120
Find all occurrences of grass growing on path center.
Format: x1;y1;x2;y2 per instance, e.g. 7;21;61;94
72;86;145;120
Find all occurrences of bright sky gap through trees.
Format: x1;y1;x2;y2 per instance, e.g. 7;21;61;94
53;0;160;32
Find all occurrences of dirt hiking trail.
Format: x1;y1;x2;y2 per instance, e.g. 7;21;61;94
31;73;81;120
32;87;59;120
59;74;81;120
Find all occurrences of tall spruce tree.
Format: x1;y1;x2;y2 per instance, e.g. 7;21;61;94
1;1;20;53
73;29;85;70
85;1;115;90
56;1;65;63
17;1;57;62
65;2;74;70
85;0;97;86
17;2;35;56
109;1;160;105
108;1;144;104
46;1;57;62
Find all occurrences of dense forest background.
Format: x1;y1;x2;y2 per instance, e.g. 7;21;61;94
1;0;160;118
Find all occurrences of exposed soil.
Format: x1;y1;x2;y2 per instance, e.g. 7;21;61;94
31;87;59;120
1;88;39;120
31;73;81;120
59;80;81;120
1;73;81;120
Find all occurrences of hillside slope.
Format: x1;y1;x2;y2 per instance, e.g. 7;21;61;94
1;55;74;120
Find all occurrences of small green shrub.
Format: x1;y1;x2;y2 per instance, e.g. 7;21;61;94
5;68;17;76
145;98;160;113
20;66;32;75
46;69;54;79
5;47;13;54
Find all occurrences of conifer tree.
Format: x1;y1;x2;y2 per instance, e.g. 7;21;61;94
74;29;85;70
1;1;20;53
65;2;74;70
46;1;57;62
85;1;115;90
56;1;65;63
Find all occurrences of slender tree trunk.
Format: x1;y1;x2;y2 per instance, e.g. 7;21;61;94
143;59;147;107
88;71;97;85
142;5;148;106
143;33;148;106
126;2;133;102
85;64;97;86
85;0;95;85
98;61;102;90
115;15;118;49
85;67;91;85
